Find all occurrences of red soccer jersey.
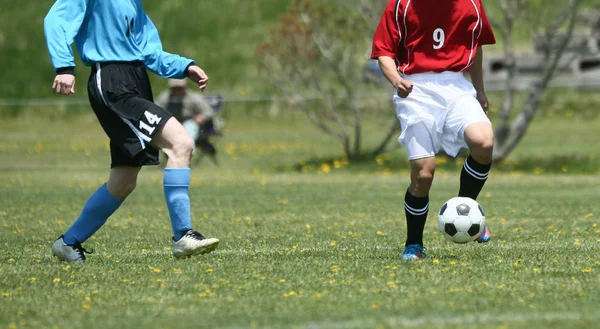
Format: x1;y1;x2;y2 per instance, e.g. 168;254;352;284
371;0;496;75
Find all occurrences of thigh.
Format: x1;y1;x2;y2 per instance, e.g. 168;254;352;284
89;64;173;167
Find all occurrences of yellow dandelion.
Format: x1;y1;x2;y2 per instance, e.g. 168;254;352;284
82;303;92;310
582;267;592;273
2;292;9;297
283;291;296;297
432;259;440;264
330;240;336;246
279;278;286;283
206;268;214;273
320;163;331;173
151;268;161;273
53;278;61;283
376;231;386;236
305;224;311;229
172;268;182;275
8;258;14;263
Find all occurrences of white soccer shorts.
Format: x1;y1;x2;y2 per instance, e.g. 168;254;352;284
393;72;491;160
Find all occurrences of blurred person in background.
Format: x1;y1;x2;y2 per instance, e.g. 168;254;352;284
44;0;219;263
155;79;224;166
371;0;496;260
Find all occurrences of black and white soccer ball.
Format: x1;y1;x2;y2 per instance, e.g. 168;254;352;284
437;197;485;244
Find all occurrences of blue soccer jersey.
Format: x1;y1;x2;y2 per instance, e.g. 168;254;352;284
44;0;193;78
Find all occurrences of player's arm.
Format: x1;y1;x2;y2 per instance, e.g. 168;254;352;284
370;0;412;98
473;0;497;114
141;15;208;91
470;47;488;113
470;46;485;93
44;0;88;95
378;57;413;98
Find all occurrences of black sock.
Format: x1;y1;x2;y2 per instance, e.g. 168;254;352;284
404;189;429;246
458;155;491;200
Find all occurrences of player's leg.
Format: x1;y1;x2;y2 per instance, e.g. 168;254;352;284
461;122;494;242
400;122;437;260
52;165;141;263
444;87;494;242
460;122;494;200
151;117;219;258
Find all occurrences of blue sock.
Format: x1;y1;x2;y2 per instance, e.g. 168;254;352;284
63;183;123;245
164;168;193;241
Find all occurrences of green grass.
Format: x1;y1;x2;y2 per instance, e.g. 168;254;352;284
1;115;600;329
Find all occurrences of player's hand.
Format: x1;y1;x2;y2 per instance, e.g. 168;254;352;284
394;79;413;98
52;74;75;95
186;65;208;92
194;114;205;124
476;91;489;115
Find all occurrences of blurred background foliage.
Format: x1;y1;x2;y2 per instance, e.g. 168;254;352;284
0;0;599;171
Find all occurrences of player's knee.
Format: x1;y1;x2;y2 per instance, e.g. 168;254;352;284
416;169;434;185
411;168;435;195
468;131;494;156
168;136;195;162
471;136;494;163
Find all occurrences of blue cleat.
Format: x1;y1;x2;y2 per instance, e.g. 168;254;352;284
402;244;426;260
475;226;491;243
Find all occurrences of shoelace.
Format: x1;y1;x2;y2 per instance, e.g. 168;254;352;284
186;231;206;241
71;242;93;260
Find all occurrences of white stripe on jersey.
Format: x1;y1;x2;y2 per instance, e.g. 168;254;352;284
395;0;402;49
401;0;413;74
461;0;481;72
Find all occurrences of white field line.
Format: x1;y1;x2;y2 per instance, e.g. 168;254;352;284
221;312;600;329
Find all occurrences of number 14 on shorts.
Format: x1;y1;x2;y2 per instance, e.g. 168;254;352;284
139;110;162;135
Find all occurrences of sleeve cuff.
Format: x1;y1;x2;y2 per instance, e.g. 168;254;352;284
184;61;195;77
370;51;397;60
56;67;75;75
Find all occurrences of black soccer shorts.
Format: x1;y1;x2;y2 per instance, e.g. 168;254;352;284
87;61;173;167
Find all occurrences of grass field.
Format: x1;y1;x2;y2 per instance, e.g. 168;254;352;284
1;115;600;329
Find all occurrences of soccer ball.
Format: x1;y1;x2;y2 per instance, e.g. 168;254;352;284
437;197;485;243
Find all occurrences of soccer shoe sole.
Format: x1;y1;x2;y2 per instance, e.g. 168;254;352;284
173;239;220;259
